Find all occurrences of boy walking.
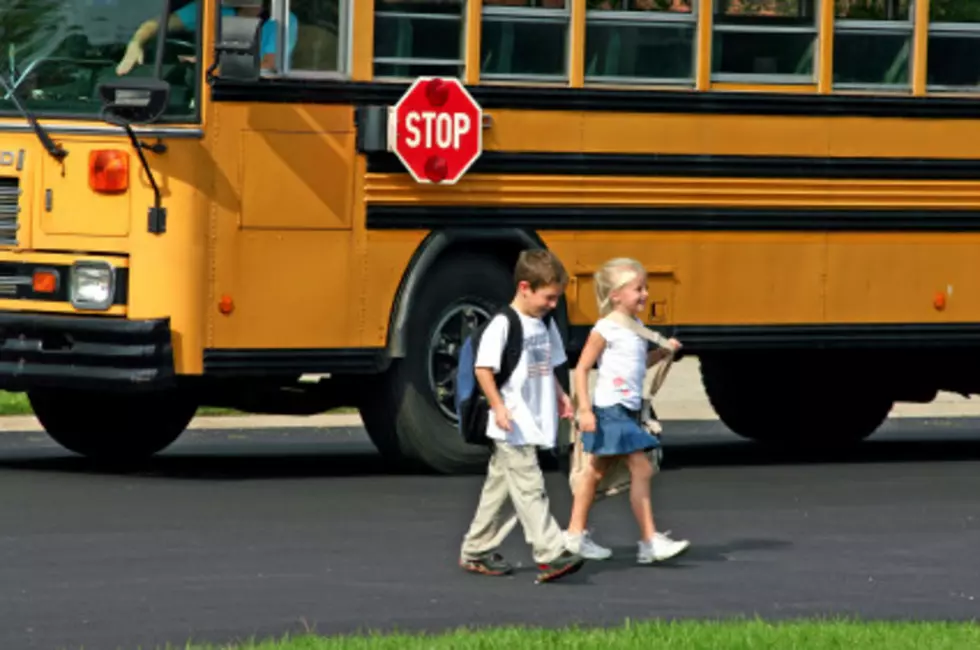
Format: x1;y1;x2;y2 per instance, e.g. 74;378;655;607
459;249;585;584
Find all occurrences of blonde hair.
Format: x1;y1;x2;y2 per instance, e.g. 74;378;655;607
594;257;646;317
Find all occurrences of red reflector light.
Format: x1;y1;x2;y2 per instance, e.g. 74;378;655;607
89;150;129;193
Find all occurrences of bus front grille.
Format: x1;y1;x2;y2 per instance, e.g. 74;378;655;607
0;179;19;247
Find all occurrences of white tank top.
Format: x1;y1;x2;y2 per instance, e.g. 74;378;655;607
592;315;647;411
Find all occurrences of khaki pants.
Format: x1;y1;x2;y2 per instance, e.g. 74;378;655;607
460;440;567;565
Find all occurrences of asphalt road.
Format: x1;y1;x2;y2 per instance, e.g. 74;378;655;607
3;419;980;650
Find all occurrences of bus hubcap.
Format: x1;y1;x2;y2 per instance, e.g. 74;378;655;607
427;303;491;421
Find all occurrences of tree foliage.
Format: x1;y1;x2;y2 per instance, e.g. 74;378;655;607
930;0;980;21
585;0;980;20
0;0;74;63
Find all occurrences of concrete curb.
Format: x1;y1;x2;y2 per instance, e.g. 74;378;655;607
3;358;980;432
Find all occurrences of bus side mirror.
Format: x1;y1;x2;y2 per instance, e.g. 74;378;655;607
214;15;262;81
97;77;171;126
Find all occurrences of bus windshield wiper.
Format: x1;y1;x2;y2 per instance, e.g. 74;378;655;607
0;73;67;162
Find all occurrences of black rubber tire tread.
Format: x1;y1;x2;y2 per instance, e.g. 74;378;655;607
28;388;197;460
359;253;515;474
699;352;893;445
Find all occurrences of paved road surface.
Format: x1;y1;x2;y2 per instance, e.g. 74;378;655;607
3;420;980;650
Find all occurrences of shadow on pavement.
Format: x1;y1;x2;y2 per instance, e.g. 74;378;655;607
577;537;795;579
661;437;980;470
0;448;406;480
1;420;980;480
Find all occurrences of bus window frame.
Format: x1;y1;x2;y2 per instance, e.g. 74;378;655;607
583;4;698;88
371;1;466;81
710;0;821;86
481;2;572;83
263;0;352;79
832;14;914;92
926;20;980;94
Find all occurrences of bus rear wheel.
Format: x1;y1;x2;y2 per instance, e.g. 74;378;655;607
28;388;197;461
360;254;513;474
699;352;894;445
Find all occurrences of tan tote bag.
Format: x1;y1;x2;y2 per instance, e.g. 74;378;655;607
568;312;677;500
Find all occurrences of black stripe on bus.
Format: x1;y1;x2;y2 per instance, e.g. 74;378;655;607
204;323;980;374
203;347;389;376
210;77;980;119
569;322;980;353
365;151;980;180
366;205;980;232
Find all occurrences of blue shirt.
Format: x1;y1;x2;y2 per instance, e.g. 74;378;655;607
173;3;298;61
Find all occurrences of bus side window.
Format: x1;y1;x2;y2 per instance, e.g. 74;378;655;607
481;0;570;81
373;0;465;79
711;0;818;84
585;0;697;86
263;0;348;75
833;0;913;90
927;2;980;92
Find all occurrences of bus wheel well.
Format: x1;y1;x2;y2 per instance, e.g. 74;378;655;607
386;229;546;359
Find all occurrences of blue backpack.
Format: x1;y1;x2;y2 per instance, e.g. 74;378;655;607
454;306;553;446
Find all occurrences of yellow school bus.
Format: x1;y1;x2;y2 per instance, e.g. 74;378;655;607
3;0;980;473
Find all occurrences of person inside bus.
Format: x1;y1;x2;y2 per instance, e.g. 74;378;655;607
116;0;298;76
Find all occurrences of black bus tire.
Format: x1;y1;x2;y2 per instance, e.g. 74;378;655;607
360;254;514;474
28;388;196;460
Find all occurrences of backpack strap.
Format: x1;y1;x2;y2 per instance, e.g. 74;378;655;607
496;306;524;388
604;310;672;348
495;307;558;388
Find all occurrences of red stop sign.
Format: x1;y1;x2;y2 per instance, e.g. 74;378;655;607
390;77;483;185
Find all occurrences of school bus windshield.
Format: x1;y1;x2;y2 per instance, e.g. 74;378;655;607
0;0;199;121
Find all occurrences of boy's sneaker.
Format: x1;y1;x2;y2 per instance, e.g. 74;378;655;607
564;530;613;560
535;550;586;584
460;552;513;576
637;531;690;564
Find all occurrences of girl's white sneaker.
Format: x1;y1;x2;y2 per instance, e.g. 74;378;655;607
565;530;613;560
637;531;690;564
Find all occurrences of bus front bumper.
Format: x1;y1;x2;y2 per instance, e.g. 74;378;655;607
0;313;175;391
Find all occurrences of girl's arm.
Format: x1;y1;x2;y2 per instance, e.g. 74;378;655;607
573;329;607;415
646;337;681;368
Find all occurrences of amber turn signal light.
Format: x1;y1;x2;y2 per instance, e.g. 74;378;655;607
32;269;58;294
89;150;129;193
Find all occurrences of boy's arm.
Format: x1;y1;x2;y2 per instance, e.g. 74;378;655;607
476;367;513;431
476;367;504;410
474;316;513;431
553;374;568;400
554;373;573;419
546;319;573;417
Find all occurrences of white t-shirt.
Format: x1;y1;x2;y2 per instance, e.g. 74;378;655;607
592;315;648;411
475;311;567;449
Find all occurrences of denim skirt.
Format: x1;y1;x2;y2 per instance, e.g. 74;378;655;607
581;404;661;457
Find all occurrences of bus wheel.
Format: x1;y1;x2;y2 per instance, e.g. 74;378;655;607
361;254;513;474
699;353;893;445
27;388;197;460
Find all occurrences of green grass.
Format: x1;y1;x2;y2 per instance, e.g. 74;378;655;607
0;391;358;417
0;391;29;415
168;619;980;650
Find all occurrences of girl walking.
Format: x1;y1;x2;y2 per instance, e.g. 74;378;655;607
565;257;690;564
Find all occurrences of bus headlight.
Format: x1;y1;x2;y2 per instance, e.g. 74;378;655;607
70;262;115;311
